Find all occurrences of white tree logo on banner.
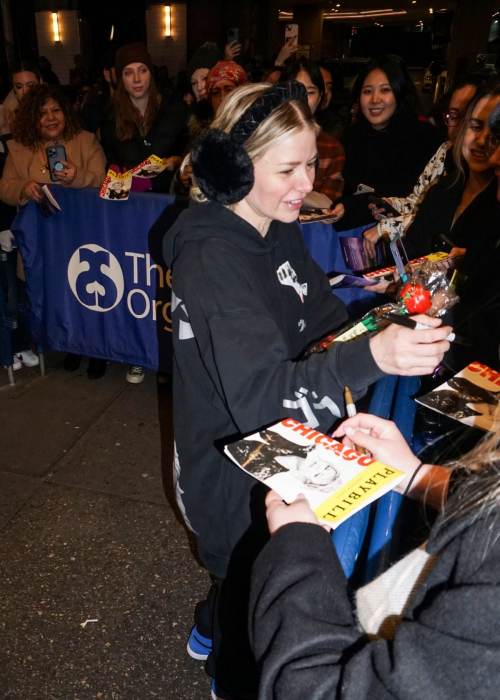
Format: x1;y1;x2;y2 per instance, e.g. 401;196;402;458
67;244;124;312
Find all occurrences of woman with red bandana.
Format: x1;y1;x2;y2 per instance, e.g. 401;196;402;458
170;62;248;196
206;61;248;114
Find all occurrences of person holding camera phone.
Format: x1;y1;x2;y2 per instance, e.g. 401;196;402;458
0;83;106;207
0;83;107;379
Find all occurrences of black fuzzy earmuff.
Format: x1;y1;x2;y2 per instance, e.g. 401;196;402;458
191;82;308;205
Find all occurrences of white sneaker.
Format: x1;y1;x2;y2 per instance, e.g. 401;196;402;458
14;350;39;367
10;356;22;370
126;365;145;384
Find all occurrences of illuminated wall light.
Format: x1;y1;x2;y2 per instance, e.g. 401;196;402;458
429;7;434;13
326;10;407;19
165;5;171;37
110;24;114;41
52;12;60;42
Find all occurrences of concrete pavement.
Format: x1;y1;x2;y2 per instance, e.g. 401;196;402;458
0;354;211;700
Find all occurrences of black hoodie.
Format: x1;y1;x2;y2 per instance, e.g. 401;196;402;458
163;201;385;578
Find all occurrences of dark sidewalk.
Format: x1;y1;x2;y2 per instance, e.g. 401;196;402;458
0;355;211;699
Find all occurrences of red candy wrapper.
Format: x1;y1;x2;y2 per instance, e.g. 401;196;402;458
399;283;432;314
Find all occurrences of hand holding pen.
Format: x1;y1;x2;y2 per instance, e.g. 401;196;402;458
384;313;471;345
370;314;452;376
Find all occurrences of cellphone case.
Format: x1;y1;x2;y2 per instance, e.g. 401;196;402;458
46;145;67;183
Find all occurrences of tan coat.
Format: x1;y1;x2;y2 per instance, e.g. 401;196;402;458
0;130;107;207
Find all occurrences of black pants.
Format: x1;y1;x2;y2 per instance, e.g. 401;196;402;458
195;556;264;698
192;484;270;698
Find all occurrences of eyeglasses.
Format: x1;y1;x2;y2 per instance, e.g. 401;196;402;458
485;133;500;157
442;110;462;127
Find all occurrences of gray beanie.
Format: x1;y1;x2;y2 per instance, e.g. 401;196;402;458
187;43;223;79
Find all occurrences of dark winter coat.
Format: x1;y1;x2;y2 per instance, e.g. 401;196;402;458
99;86;188;192
163;201;385;578
251;493;500;700
403;171;500;260
402;174;500;371
338;109;442;230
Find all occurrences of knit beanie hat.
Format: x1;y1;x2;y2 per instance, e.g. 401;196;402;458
115;42;154;79
187;43;223;79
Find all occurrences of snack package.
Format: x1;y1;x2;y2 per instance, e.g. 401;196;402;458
99;170;132;201
304;260;460;356
404;259;459;317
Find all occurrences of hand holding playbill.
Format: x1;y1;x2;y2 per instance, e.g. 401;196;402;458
224;419;404;527
99;170;132;201
265;491;329;535
99;155;172;201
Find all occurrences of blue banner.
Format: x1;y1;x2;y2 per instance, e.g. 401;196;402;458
12;188;376;373
12;187;183;372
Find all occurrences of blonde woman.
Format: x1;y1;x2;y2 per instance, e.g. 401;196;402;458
252;412;500;700
163;82;451;700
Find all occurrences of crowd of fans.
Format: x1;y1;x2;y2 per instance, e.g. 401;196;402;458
2;34;500;700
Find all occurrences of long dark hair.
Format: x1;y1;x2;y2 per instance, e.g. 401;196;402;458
10;60;41;82
112;68;161;141
280;58;325;104
352;54;421;124
10;84;81;150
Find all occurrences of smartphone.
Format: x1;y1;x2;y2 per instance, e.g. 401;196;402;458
227;27;239;45
285;23;298;45
367;194;401;218
46;145;67;183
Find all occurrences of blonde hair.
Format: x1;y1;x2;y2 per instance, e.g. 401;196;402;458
444;422;500;522
183;81;319;203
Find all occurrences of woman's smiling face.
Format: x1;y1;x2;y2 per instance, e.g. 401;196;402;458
462;94;500;173
240;128;317;227
360;69;397;130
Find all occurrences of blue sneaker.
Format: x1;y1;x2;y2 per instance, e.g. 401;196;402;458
186;624;213;660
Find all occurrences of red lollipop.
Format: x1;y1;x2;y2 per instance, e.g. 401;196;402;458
399;283;432;314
